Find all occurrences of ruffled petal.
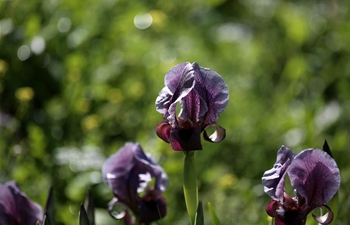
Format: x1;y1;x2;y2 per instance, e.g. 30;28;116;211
164;62;192;93
288;149;340;208
262;146;294;201
155;86;173;118
192;62;229;126
312;205;333;225
203;123;226;143
156;62;195;126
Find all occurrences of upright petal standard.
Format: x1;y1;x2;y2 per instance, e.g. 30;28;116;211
155;62;229;151
102;142;168;224
262;145;340;225
0;181;43;225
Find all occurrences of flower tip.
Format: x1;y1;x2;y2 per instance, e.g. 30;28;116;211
203;124;226;143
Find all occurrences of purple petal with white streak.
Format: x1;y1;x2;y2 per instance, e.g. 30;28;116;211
262;146;294;201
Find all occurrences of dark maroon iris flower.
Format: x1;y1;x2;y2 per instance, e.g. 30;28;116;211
102;142;168;224
155;62;229;151
262;146;340;225
0;181;43;225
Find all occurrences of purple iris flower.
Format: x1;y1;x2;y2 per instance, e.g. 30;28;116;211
262;146;340;225
155;62;229;151
0;181;43;225
102;142;168;224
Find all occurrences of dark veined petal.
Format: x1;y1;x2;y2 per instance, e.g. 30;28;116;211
312;205;333;225
169;125;202;150
192;62;229;126
288;149;340;208
262;146;294;201
0;181;43;225
203;123;226;143
156;121;171;143
178;84;206;125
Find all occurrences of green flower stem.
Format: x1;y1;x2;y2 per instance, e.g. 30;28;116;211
183;151;198;225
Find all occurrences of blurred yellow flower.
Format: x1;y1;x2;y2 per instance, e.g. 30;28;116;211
81;114;100;131
15;87;34;101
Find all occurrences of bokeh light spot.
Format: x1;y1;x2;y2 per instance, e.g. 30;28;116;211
17;45;31;61
30;36;46;55
134;13;153;29
309;14;327;34
57;17;72;33
0;18;13;36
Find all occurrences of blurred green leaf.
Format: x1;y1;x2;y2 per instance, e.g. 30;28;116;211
208;202;221;225
43;214;51;225
84;187;95;225
44;187;54;225
194;201;204;225
79;204;90;225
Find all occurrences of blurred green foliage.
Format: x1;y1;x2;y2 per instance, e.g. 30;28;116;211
1;0;350;224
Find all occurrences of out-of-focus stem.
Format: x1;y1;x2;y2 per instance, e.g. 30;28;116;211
183;151;198;225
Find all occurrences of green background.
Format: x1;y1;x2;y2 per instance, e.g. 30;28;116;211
1;0;349;224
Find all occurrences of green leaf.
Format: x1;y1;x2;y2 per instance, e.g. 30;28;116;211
43;214;51;225
84;186;95;225
79;204;90;225
44;187;54;224
194;201;204;225
183;151;198;225
208;202;221;225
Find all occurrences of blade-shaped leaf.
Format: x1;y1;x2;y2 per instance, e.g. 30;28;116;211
194;201;204;225
43;213;51;225
44;186;54;224
84;187;95;225
208;202;221;225
79;204;90;225
322;140;333;158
